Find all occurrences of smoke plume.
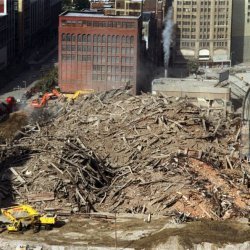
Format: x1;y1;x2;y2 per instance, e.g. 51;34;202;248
162;7;173;67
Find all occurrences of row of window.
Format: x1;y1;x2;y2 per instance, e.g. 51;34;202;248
92;74;134;82
62;34;135;44
177;0;228;6
178;41;228;48
62;45;135;55
177;15;229;22
62;20;136;29
179;33;228;39
62;54;134;64
93;65;134;73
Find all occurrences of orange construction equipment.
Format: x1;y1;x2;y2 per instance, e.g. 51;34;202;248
31;89;62;108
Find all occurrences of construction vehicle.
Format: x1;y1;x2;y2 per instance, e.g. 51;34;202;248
0;96;17;121
64;89;94;101
0;204;57;233
30;88;94;108
31;89;62;108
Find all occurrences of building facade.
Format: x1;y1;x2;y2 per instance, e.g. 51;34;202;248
231;0;250;64
58;11;142;94
142;12;157;63
172;0;232;67
143;0;166;65
0;0;15;69
16;0;62;53
115;0;142;16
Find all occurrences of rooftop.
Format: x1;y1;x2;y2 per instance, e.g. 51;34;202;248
61;11;140;19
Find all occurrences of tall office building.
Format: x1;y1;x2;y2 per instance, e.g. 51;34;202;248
0;0;15;69
58;11;142;94
172;0;232;67
16;0;62;53
231;0;250;64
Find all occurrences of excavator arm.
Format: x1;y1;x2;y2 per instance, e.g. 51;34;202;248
31;89;62;108
1;208;22;232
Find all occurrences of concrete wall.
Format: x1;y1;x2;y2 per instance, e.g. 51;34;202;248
151;78;230;101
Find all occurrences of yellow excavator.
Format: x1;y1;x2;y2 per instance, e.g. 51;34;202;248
0;204;57;233
64;89;95;101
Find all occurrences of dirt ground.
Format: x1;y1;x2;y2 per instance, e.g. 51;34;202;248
1;215;250;249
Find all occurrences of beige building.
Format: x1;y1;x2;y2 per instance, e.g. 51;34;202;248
115;0;143;16
231;0;250;64
172;0;232;67
90;0;142;16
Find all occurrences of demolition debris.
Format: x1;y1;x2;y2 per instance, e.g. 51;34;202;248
0;89;249;220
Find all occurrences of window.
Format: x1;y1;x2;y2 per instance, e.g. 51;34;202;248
62;34;66;41
83;45;91;52
108;35;112;43
87;34;91;42
82;55;91;61
102;35;106;43
122;36;126;43
77;34;82;42
83;34;87;42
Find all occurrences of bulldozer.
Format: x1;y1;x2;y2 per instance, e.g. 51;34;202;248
0;204;57;233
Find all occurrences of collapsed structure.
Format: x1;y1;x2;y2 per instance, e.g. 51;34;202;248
0;89;249;220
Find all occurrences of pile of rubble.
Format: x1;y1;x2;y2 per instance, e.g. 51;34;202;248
0;89;249;220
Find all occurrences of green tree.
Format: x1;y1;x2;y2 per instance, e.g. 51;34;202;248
62;0;73;10
187;59;199;75
74;0;90;10
35;67;58;93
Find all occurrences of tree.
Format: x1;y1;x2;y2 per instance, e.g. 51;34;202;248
35;67;58;93
74;0;90;10
62;0;90;11
187;59;199;75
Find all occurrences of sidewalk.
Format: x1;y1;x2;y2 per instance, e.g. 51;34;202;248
0;80;40;102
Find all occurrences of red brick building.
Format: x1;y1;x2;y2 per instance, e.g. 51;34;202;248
58;11;142;94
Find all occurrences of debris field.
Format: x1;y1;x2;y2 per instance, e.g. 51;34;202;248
0;89;249;220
